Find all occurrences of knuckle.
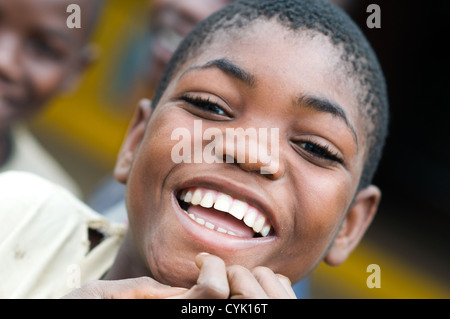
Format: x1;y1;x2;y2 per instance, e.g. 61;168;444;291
252;266;274;278
197;281;229;298
227;264;250;277
276;273;292;286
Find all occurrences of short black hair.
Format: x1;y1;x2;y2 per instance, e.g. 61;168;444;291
152;0;389;190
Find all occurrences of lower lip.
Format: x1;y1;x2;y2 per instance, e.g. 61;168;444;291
171;192;277;252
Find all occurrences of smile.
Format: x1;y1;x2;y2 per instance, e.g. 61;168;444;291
177;187;273;238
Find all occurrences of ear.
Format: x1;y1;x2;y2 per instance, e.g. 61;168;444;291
324;185;381;266
60;44;100;93
114;99;152;184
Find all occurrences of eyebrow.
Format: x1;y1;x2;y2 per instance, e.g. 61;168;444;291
181;58;358;146
181;58;256;87
298;95;358;145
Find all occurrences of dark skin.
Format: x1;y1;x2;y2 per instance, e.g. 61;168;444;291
65;21;381;299
0;0;96;164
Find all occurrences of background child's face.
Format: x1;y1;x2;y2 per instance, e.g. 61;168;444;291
148;0;234;89
119;21;372;286
0;0;93;130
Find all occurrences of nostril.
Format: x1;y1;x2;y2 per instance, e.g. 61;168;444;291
223;154;235;163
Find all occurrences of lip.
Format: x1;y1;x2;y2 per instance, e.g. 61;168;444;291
170;175;279;251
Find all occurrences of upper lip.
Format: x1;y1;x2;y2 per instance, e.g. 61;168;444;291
175;174;278;236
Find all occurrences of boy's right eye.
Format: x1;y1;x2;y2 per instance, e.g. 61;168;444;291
180;94;232;119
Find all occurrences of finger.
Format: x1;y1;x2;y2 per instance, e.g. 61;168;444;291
63;277;187;299
251;267;296;299
227;265;268;299
110;277;188;299
175;253;229;299
276;274;297;299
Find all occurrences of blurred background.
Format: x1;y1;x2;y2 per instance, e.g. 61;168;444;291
28;0;449;298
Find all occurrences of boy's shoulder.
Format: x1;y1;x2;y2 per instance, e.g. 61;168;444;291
0;171;126;298
0;171;99;227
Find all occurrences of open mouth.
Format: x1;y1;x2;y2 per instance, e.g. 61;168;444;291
176;187;273;239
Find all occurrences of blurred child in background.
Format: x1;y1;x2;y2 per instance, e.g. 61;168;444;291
89;0;235;219
0;0;103;197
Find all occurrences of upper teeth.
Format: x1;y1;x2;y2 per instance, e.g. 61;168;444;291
179;188;272;237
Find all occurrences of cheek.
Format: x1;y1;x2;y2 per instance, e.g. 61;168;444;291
302;170;351;242
276;166;353;280
126;112;179;213
126;108;192;237
125;109;204;286
25;61;69;106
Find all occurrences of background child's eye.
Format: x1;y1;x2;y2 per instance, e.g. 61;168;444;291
297;141;343;164
181;95;228;116
27;36;65;61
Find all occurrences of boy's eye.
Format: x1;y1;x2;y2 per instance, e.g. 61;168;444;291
27;36;65;61
180;94;229;117
294;141;344;165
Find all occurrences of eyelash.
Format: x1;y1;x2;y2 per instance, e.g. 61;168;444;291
180;94;228;116
297;141;344;164
181;94;343;165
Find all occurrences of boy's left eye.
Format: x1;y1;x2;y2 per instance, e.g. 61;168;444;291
291;140;344;166
180;94;229;117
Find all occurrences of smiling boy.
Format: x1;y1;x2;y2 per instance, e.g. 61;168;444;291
0;0;388;298
0;0;102;197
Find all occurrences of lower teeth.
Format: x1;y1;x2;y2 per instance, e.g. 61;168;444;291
182;209;240;237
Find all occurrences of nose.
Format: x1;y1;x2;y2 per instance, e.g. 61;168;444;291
0;32;22;83
214;127;285;180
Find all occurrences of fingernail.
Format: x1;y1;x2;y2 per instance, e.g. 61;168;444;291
195;252;210;267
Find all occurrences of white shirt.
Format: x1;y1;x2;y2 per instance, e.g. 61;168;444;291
0;171;126;298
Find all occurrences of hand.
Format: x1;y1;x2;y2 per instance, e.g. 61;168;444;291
62;277;188;299
173;253;296;299
62;253;296;299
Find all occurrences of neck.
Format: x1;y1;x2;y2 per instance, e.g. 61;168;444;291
103;231;152;280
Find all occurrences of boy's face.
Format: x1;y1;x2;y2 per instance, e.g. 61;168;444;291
0;0;93;130
118;21;379;286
